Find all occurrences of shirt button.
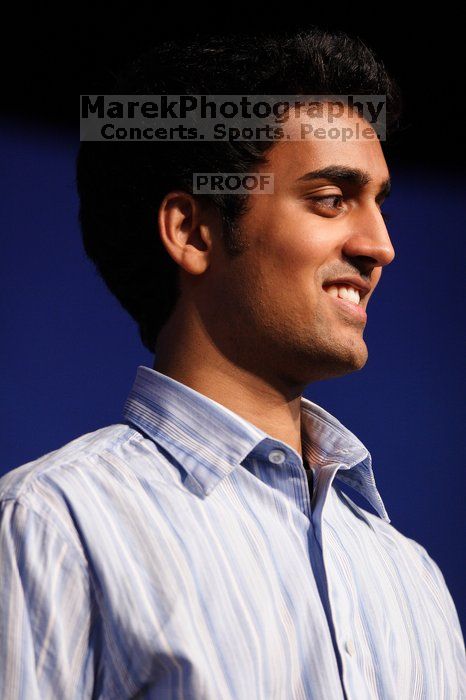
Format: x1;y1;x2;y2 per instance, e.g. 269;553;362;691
268;449;286;464
344;639;355;656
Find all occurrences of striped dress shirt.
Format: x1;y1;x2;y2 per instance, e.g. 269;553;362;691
0;365;464;699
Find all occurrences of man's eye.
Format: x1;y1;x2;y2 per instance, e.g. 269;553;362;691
304;195;346;219
309;194;343;209
307;195;344;211
306;195;391;223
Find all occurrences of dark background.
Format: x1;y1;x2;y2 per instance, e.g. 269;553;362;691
1;14;462;170
1;13;464;633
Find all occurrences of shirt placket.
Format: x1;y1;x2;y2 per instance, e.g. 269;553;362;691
309;463;374;700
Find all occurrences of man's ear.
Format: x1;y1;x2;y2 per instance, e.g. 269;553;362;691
158;191;216;275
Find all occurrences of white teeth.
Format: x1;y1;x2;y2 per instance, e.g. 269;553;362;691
347;287;360;304
324;284;361;305
326;286;339;298
338;287;350;300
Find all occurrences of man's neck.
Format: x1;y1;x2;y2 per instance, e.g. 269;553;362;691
154;312;304;457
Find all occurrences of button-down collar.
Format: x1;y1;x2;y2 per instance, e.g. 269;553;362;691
123;366;389;522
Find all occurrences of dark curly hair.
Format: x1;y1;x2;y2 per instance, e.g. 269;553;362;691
77;29;402;353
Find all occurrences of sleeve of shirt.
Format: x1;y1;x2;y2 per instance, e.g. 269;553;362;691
0;497;96;699
432;559;466;690
414;541;466;692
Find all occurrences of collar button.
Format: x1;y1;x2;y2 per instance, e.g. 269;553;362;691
268;449;286;464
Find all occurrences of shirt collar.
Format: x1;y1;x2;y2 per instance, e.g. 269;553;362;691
300;397;390;522
123;365;389;522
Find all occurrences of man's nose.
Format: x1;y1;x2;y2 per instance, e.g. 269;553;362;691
342;205;395;268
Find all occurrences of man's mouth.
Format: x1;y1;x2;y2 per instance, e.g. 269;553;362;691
323;284;362;306
322;282;368;321
322;276;371;307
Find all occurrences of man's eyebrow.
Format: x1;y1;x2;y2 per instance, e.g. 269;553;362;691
296;165;391;198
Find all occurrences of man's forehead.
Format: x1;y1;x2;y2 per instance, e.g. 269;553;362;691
265;136;390;190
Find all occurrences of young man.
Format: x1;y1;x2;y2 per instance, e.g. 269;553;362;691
1;30;464;699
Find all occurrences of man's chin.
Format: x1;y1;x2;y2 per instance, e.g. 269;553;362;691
307;341;368;381
333;342;368;374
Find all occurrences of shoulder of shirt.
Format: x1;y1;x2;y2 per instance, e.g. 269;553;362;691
355;503;451;591
373;514;464;640
0;423;144;505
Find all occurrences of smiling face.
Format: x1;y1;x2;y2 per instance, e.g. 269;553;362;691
195;107;396;389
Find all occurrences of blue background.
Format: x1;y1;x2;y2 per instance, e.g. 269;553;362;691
1;120;464;633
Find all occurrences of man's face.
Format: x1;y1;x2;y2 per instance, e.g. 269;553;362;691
201;107;395;389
